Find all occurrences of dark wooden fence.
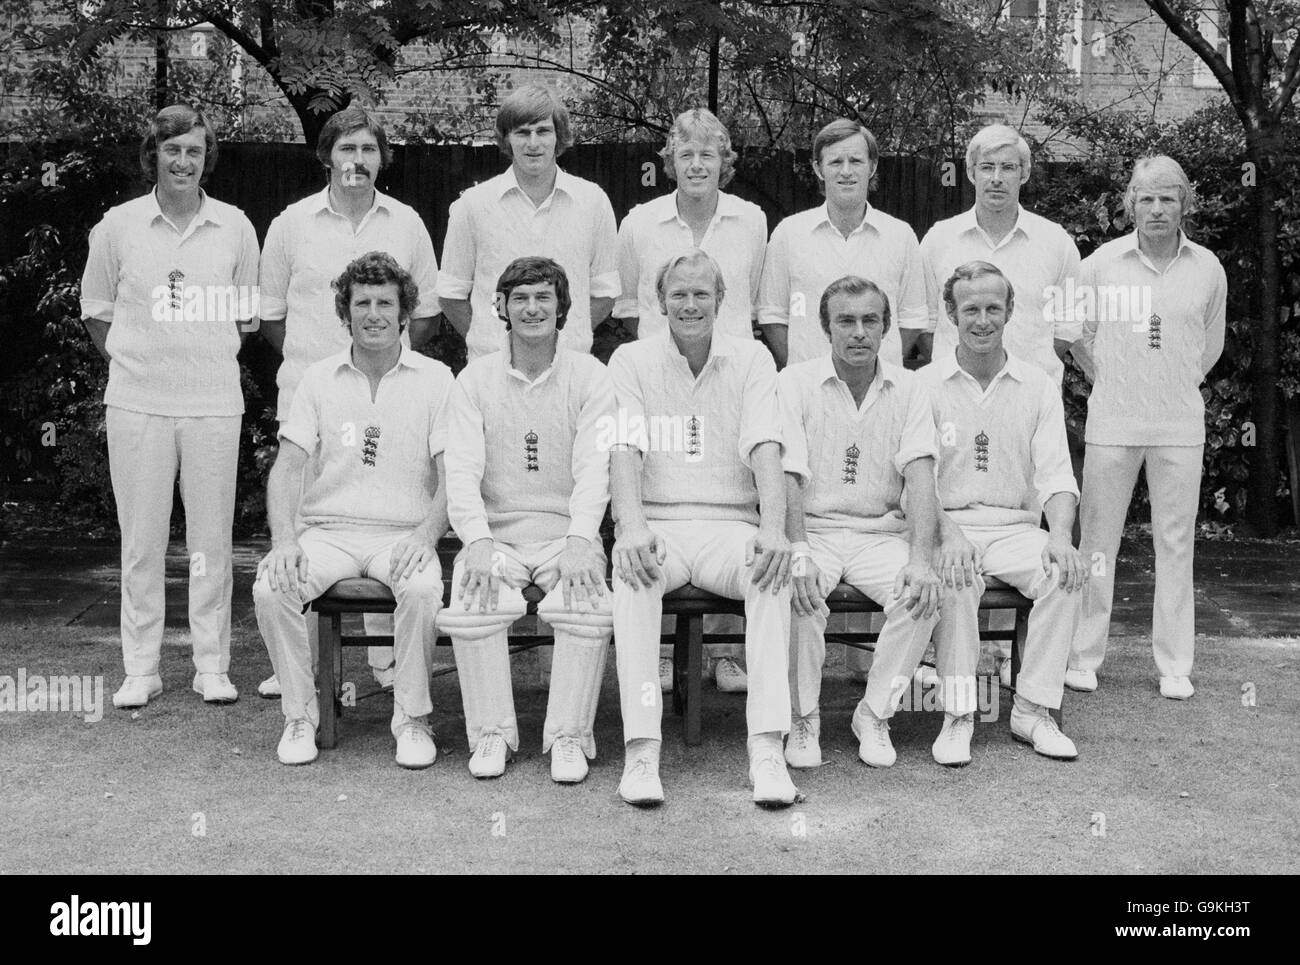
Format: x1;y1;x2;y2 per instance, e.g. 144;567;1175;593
204;142;990;250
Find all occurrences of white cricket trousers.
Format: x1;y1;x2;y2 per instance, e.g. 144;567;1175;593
613;520;792;742
790;530;938;721
934;523;1078;712
437;538;612;758
106;406;239;677
253;525;442;737
1074;444;1202;677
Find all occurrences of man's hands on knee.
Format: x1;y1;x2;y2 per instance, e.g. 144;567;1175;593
259;540;309;593
460;538;502;612
936;528;981;589
894;561;942;619
1042;535;1088;592
790;546;827;617
559;535;607;610
613;522;664;589
746;526;792;593
389;528;438;584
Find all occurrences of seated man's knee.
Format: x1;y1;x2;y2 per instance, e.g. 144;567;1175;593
539;595;613;639
437;596;527;640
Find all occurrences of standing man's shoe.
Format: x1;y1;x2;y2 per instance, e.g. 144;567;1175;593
113;674;163;709
257;673;281;698
193;672;238;704
1159;675;1194;700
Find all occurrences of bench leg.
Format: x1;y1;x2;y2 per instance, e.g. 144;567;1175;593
685;613;703;746
672;618;687;718
318;612;341;749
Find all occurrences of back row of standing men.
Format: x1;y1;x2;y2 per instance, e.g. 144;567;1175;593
80;86;1226;806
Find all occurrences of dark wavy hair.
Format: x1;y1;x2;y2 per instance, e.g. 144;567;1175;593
495;256;572;330
139;104;218;185
332;251;419;329
316;105;393;172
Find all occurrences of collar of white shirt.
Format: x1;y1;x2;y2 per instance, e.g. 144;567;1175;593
1115;229;1195;270
146;186;222;231
503;338;565;386
934;347;1029;386
816;353;900;390
649;190;744;225
498;165;577;206
954;204;1042;246
659;328;736;368
811;201;888;237
308;186;393;220
330;344;425;377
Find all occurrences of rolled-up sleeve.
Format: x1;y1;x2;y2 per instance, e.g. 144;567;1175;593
567;362;615;542
918;228;944;334
895;227;929;330
589;190;621;299
278;368;321;455
737;349;783;468
777;368;811;484
1078;254;1100;355
756;225;791;328
80;219;118;322
1030;379;1079;506
607;346;648;453
444;378;492;545
1050;230;1083;344
427;369;454;458
234;216;260;322
893;379;939;474
613;214;641;320
409;215;441;319
257;214;290;321
435;196;475;301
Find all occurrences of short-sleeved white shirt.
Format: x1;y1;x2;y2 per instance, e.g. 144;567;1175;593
920;205;1081;385
757;202;928;367
779;357;936;533
916;350;1077;528
259;187;440;420
279;346;455;529
437;166;620;359
607;332;782;526
80;189;259;417
615;190;767;342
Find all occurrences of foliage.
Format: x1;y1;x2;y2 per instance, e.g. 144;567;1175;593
0;52;280;535
569;0;1080;156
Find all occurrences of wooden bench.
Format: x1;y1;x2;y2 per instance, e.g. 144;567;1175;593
309;573;1044;749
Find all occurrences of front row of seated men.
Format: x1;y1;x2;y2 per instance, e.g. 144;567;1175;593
253;246;1086;806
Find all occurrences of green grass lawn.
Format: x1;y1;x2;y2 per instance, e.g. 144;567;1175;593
1;623;1296;874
